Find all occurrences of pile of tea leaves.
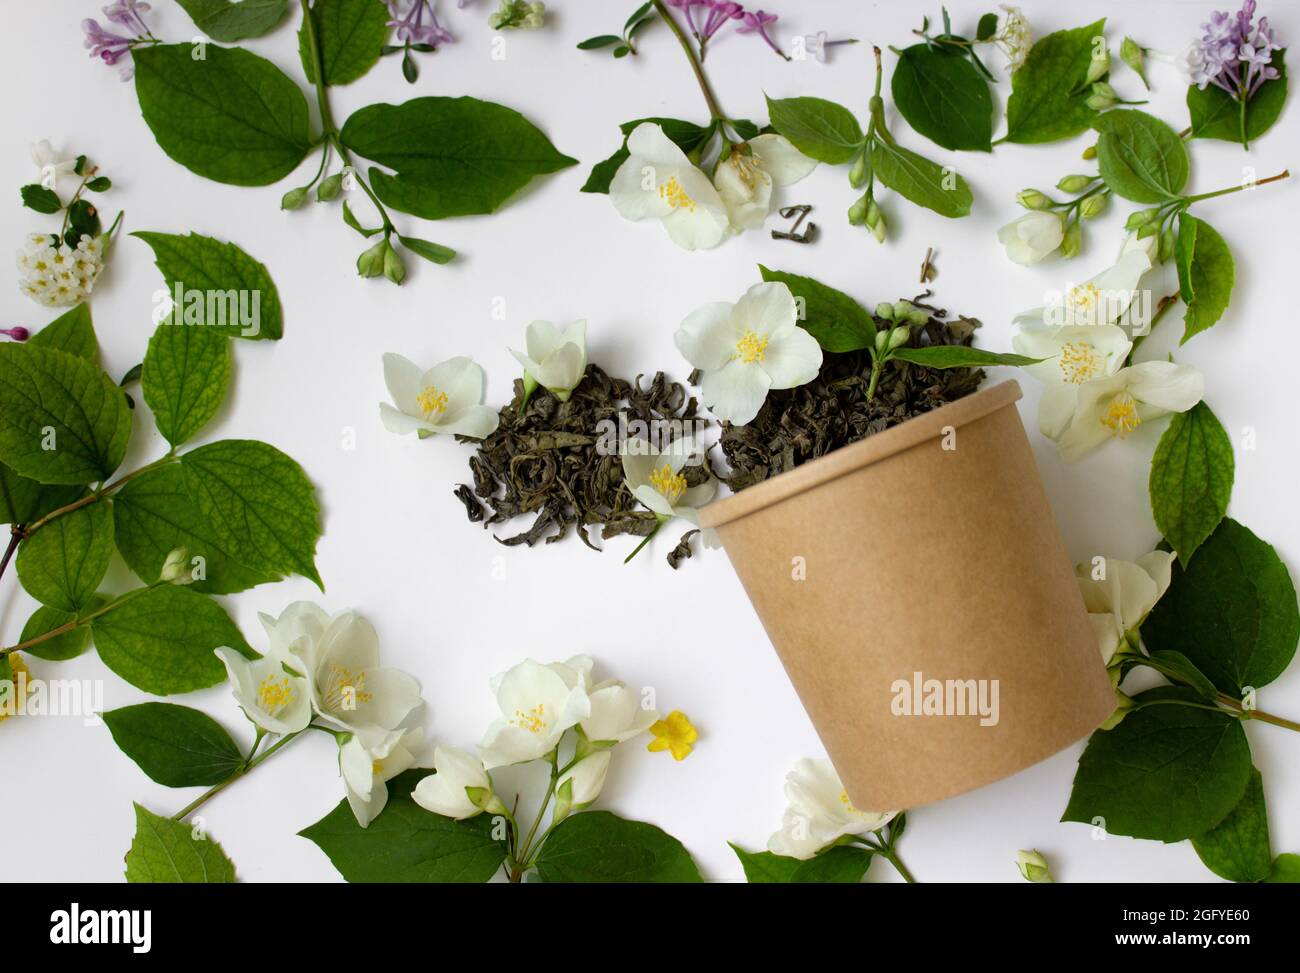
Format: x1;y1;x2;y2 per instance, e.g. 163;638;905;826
455;365;710;567
710;295;985;492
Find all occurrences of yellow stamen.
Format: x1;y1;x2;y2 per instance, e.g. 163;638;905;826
1100;391;1141;438
322;663;374;712
1068;282;1102;313
735;330;769;364
658;176;696;212
417;385;449;418
257;674;296;714
649;463;687;504
511;704;547;734
1058;341;1103;385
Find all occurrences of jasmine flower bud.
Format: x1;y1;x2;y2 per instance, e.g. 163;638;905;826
1120;37;1148;89
316;173;344;201
1078;194;1108;219
1016;189;1053;211
1159;227;1176;264
1056;174;1094;194
1085;82;1118;111
1060;220;1082;258
848;150;869;189
863;198;886;242
356;238;388;278
280;186;309;210
159;547;194;585
847;193;870;225
1125;207;1161;231
1083;47;1110;85
1015;849;1054;883
1081;143;1098;160
383;243;407;284
874;302;896;321
886;325;910;351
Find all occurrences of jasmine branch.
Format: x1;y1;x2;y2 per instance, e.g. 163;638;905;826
172;729;308;821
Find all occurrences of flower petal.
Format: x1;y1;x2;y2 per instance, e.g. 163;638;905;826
675;301;740;371
749;134;818;186
382;352;423;415
733;281;798;338
760;325;822;389
701;359;773;425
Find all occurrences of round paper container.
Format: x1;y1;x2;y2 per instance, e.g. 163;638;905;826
698;380;1115;809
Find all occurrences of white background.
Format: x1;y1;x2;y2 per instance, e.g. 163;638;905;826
3;0;1297;883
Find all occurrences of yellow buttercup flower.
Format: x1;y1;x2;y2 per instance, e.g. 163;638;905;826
0;654;31;723
647;710;697;761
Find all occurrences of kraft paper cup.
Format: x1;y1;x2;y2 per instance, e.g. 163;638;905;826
698;380;1115;810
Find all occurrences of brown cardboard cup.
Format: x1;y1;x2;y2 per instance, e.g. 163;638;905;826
697;380;1115;810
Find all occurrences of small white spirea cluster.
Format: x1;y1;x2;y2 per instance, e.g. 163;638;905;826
16;233;102;307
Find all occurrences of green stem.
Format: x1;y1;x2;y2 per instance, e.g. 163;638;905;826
172;730;305;821
1216;693;1300;733
1125;292;1180;363
623;520;663;563
652;0;728;123
1;584;156;658
1182;168;1290;204
883;848;917;883
864;357;884;400
22;452;177;537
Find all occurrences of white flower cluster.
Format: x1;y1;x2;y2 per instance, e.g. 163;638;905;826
16;233;102;308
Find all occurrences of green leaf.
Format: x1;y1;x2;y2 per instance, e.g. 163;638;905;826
342;199;381;237
0;344;132;485
0;463;83;528
300;770;507;882
133;231;284;341
976;13;999;42
891;45;993;152
92;586;254;695
1142;518;1299;695
142;324;232;449
1192;768;1273;883
890;346;1040;368
133;44;313;187
105;703;245;787
180;440;323;589
86;176;112;192
869;140;972;218
28;305;100;364
16;502;113;612
758;265;875;352
397;234;456;265
1265;854;1300;883
1188;50;1287;144
1004;19;1107;144
1093;109;1189;203
765;95;864;164
340;97;578;219
1147;650;1220;702
176;0;290;41
19;602;101;662
299;0;390;86
1062;687;1252;842
125;803;236;882
1174;214;1234;342
534;810;703;882
1149;401;1233;565
731;843;874;883
578;35;623;50
21;184;61;214
112;464;278;594
580;117;711;194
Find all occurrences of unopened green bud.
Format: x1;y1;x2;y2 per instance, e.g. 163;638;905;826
1084;47;1110;85
1125;206;1161;230
317;173;344;201
875;302;896;321
1136;221;1159;240
1158;226;1176;264
1085;82;1117;111
1081;143;1098;160
280;186;309;211
159;547;193;585
1016;189;1053;210
1015;849;1054;883
848;150;870;189
864;198;886;243
383;242;407;284
847;193;870;225
357;238;389;278
1121;37;1149;89
1078;193;1108;219
1060;220;1083;258
873;329;890;355
886;325;911;351
1056;174;1095;194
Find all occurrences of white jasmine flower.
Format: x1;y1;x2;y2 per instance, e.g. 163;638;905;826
478;658;592;768
30;140;76;190
380;353;500;440
1013;249;1153;330
413;746;506;820
17;233;102;308
258;601;330;668
581;680;659;745
509;320;587;402
557;751;610;810
1076;551;1175;663
994;5;1032;71
713;135;817;231
213;647;312;736
288;608;423;749
675;281;822;425
610;123;730;251
340;727;423;827
1054;361;1205;462
621;437;715;526
767;758;897;860
997;210;1064;265
1012;325;1132;438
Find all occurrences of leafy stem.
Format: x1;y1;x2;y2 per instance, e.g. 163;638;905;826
1181;168;1290;205
20;450;178;539
172;729;307;821
850;815;916;882
0;580;162;658
652;0;728;124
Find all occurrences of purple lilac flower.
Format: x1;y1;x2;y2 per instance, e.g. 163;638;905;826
737;9;789;60
665;0;706;39
0;327;30;342
82;3;154;81
387;0;454;47
1192;1;1281;98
